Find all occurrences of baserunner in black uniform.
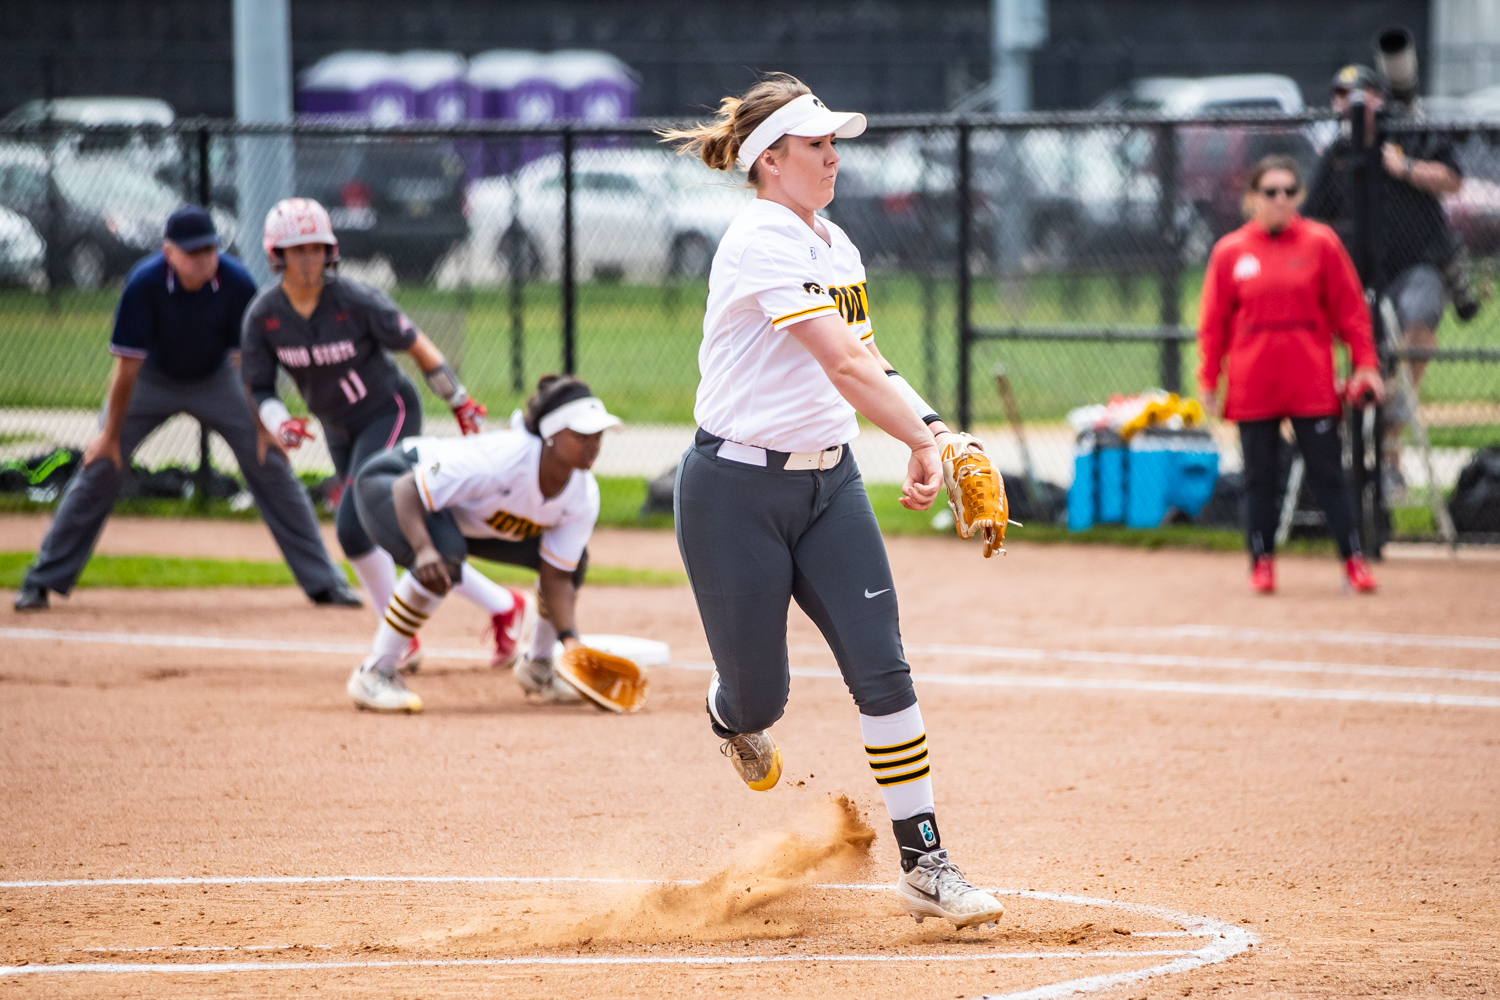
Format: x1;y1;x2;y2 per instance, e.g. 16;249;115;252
241;198;507;670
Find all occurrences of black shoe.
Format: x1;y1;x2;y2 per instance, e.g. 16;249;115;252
311;582;363;607
13;584;49;611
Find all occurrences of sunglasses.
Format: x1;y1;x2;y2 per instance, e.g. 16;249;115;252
1258;185;1300;198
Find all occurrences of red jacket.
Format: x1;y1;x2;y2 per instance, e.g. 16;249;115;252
1196;215;1377;422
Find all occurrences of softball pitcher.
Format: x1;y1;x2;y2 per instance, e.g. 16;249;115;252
241;198;523;671
663;75;1009;929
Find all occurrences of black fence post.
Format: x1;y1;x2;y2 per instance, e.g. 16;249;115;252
956;123;973;431
561;127;576;375
1155;122;1182;394
1347;95;1386;558
195;126;213;510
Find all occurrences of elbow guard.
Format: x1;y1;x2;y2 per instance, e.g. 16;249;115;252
424;361;467;406
885;369;941;425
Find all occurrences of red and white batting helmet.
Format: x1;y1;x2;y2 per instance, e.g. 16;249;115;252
263;197;339;272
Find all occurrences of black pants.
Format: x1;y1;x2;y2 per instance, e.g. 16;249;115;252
1239;415;1361;561
326;377;421;559
351;447;588;587
675;429;915;738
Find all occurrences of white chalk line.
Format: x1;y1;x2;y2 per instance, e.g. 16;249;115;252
0;878;1254;998
70;944;334;953
8;628;1500;709
1102;624;1500;653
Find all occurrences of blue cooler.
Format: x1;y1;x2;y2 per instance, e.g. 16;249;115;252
1068;430;1126;530
1124;429;1219;528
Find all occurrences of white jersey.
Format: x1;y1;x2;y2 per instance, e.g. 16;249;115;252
696;198;873;454
407;430;599;573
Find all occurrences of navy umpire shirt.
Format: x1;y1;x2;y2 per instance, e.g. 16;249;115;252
108;252;259;381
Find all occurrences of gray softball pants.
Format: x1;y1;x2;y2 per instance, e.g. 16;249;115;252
24;359;346;598
674;429;916;738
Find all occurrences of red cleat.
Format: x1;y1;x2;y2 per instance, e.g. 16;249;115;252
1344;555;1377;593
489;588;535;670
1248;556;1275;594
396;636;423;675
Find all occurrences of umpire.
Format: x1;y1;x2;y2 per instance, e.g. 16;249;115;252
13;205;361;611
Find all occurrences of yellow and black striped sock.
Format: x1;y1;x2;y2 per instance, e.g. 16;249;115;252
369;575;442;667
860;703;936;823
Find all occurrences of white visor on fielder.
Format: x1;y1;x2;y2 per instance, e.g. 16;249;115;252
538;396;624;439
735;93;867;170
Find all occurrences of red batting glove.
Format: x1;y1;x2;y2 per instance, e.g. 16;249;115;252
277;417;317;449
453;397;487;435
1344;368;1386;408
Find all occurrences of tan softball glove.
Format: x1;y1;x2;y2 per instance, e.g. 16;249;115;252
937;432;1011;558
555;645;649;713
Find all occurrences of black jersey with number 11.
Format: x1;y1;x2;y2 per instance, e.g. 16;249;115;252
240;276;419;428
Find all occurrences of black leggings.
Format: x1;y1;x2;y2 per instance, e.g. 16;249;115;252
326;377;422;559
352;447;588;587
1239;415;1361;562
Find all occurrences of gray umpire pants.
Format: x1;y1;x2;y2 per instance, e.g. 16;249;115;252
24;359;346;598
675;429;916;738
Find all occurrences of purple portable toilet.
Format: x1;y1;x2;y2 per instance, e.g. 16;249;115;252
466;50;561;175
298;51;411;125
545;50;638;123
394;50;469;124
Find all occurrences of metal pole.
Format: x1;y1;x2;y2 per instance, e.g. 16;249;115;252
1155;122;1181;394
956;123;973;431
195;126;213;510
561;127;576;375
1347;93;1386;558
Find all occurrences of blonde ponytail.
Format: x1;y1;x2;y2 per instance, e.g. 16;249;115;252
658;73;811;184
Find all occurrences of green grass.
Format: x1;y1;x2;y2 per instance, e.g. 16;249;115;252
0;551;685;590
1426;425;1500;449
7;269;1495;426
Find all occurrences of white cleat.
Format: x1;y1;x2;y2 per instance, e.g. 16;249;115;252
896;849;1005;929
347;663;423;713
513;656;582;703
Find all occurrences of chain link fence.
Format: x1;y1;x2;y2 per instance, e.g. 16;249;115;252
0;113;1496;543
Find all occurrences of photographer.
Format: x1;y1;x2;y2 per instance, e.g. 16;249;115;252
1303;64;1465;497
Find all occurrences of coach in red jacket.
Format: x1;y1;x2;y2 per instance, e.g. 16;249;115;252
1197;155;1384;594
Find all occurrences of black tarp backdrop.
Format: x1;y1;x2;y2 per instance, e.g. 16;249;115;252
0;0;1430;118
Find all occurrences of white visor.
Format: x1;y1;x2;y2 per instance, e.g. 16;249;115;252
735;93;867;170
538;396;623;439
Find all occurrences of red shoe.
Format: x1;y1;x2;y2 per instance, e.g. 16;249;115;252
489;588;535;669
1248;556;1275;594
1344;555;1377;593
395;636;423;675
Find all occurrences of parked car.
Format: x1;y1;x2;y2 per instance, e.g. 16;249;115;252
0;97;177;173
296;137;468;281
501;148;751;283
1179;125;1318;238
0;143;236;289
1095;74;1304;115
0;204;45;287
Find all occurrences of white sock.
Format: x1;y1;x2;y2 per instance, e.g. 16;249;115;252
529;616;558;662
450;562;515;616
366;575;443;676
860;703;935;822
348;549;397;618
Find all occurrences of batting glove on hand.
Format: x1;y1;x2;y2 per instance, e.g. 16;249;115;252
277;417;317;449
453;397;488;435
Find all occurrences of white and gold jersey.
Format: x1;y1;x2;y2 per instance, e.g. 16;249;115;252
408;430;598;573
696;198;872;454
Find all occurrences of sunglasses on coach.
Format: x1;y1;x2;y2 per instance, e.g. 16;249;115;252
1258;185;1300;198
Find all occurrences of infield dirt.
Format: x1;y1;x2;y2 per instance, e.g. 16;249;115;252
2;515;1498;998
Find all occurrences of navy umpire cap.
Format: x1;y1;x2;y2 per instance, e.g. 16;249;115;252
164;205;220;251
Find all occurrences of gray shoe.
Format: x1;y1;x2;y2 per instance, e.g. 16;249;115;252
513;656;581;703
346;663;423;713
13;584;48;611
896;849;1005;929
720;730;783;791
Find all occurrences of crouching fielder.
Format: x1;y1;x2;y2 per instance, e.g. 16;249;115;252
345;376;621;713
662;75;1005;930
